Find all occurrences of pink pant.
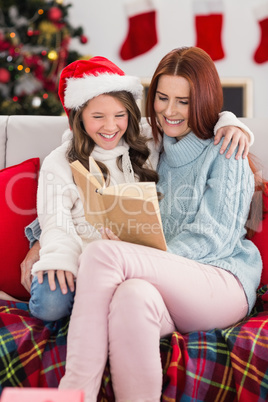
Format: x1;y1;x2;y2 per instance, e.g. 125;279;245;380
59;240;248;402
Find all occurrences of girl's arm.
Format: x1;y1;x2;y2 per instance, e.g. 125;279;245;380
214;111;253;159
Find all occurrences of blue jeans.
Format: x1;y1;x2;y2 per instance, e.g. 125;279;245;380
29;274;75;321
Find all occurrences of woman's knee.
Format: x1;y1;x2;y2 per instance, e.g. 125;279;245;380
109;279;175;336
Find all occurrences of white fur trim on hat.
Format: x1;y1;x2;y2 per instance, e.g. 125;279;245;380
64;72;143;110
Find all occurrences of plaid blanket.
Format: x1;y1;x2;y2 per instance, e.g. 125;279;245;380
0;286;267;401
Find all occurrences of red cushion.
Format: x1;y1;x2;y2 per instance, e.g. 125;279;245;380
0;158;39;300
250;187;268;287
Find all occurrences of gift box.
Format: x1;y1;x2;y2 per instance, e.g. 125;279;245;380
0;388;84;402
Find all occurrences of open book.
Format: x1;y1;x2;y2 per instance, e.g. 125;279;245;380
70;157;167;251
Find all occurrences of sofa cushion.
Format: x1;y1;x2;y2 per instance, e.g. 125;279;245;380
0;158;40;300
251;187;268;287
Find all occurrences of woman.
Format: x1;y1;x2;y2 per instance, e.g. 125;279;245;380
58;47;262;401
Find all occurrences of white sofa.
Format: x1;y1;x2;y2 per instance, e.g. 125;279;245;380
0;115;268;177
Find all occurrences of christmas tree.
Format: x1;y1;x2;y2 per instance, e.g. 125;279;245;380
0;0;89;115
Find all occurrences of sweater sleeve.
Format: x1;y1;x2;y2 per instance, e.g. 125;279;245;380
25;217;41;248
31;144;93;277
214;111;254;145
166;148;255;261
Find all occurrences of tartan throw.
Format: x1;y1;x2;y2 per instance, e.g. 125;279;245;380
0;286;267;401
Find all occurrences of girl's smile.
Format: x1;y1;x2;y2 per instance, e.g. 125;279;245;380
99;131;119;140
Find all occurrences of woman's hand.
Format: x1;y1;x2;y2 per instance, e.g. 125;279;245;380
99;227;121;241
214;126;250;160
37;269;75;294
20;240;40;293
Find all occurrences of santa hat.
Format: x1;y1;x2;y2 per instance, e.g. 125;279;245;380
58;56;143;116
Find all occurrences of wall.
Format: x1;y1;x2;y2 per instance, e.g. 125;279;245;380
68;0;268;119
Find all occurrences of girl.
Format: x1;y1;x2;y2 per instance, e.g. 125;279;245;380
29;56;159;321
58;48;262;401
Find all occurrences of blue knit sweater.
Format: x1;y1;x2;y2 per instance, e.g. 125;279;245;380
157;132;262;314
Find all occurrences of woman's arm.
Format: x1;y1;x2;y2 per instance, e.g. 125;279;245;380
20;240;40;292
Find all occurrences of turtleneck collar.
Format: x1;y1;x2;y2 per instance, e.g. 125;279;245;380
91;138;135;183
162;132;212;167
91;138;129;161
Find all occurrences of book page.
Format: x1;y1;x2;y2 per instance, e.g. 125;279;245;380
89;156;105;188
70;160;107;227
71;159;101;190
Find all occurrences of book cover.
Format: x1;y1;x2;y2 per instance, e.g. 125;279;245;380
70;157;167;251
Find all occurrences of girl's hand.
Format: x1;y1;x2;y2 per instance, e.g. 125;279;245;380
99;227;121;241
214;126;250;160
21;240;40;292
37;269;75;294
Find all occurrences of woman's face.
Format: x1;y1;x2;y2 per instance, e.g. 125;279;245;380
154;75;191;140
82;94;129;150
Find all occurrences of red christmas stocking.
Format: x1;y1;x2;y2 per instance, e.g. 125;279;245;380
194;0;225;61
119;0;158;61
253;3;268;64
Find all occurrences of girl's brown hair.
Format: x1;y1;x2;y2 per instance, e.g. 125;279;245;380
146;46;267;237
66;90;159;185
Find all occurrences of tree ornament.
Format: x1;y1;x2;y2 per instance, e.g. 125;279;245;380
0;68;11;84
27;27;40;37
32;96;42;108
47;50;58;61
47;7;63;22
38;21;58;35
80;34;88;44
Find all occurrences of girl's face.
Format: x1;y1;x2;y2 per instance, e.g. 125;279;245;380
82;94;129;150
154;75;191;140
